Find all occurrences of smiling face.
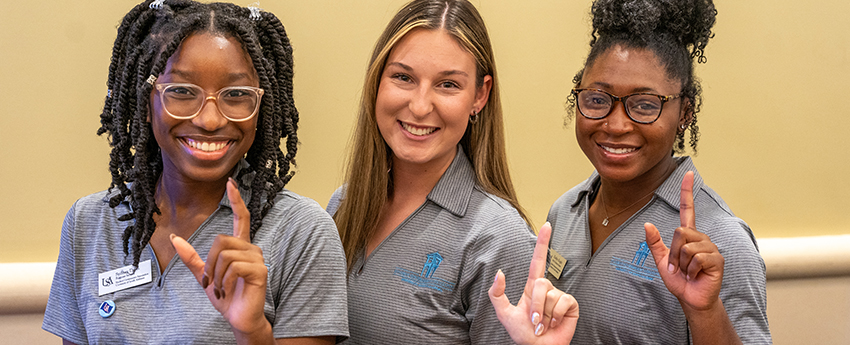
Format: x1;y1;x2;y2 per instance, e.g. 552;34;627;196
375;28;491;170
576;45;687;186
150;32;259;184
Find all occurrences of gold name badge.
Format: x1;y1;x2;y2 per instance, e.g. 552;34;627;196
547;248;567;279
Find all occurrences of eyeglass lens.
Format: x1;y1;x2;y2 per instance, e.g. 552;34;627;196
161;84;260;120
576;90;663;123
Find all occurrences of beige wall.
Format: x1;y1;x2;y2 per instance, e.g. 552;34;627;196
1;0;849;263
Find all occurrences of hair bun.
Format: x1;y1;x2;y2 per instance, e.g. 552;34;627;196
591;0;716;62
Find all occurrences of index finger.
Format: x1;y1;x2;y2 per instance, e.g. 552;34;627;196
227;177;251;241
679;171;696;229
528;222;553;281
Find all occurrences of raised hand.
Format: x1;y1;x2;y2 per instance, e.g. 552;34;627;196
170;178;271;340
488;222;579;345
643;171;724;311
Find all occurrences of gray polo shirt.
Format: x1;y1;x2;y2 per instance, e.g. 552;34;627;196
43;162;349;344
547;157;771;344
328;148;536;345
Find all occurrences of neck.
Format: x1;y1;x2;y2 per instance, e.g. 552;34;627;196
389;150;456;202
155;168;230;223
598;156;678;209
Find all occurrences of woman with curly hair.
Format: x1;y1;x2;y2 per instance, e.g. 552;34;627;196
42;1;348;344
493;0;771;343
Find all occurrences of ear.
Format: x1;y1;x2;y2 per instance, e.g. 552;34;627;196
472;75;493;113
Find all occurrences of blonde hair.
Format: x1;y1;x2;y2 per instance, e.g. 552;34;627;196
334;0;530;271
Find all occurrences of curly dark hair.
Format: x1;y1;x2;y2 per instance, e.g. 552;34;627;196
97;0;299;267
567;0;717;153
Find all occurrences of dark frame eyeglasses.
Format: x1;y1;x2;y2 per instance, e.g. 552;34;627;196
154;83;265;122
571;88;680;124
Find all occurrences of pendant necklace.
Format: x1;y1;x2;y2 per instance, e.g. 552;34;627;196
599;189;656;226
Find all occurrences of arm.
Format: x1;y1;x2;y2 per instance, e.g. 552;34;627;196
643;171;742;345
43;201;88;344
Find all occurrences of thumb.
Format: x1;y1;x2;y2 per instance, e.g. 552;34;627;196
643;223;670;272
170;234;206;285
488;270;512;316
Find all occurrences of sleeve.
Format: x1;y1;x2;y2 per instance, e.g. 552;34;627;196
269;198;349;342
464;210;537;345
712;218;773;345
42;201;89;345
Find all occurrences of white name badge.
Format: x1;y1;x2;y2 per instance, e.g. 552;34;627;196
98;260;153;296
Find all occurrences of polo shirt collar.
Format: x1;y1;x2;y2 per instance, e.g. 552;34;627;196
570;156;703;211
427;146;475;217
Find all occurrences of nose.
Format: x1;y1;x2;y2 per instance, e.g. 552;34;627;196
408;85;434;118
192;96;228;131
604;101;633;134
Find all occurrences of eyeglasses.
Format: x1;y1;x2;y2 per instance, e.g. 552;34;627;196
154;83;265;122
571;88;680;124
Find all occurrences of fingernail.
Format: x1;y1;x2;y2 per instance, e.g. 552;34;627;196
535;322;544;336
687;274;691;281
667;263;675;273
220;288;226;299
201;275;209;289
550;317;558;328
169;233;176;240
214;288;221;299
531;312;540;325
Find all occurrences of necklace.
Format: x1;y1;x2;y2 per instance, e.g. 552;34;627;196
599;189;655;226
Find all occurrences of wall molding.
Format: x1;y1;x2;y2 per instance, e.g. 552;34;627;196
1;235;849;314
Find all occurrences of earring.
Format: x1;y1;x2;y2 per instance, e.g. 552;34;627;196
680;124;686;130
469;109;479;124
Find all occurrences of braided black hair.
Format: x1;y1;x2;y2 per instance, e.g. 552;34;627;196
568;0;717;153
97;0;298;267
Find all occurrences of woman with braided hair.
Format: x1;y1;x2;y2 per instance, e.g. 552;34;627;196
493;0;772;343
42;1;348;344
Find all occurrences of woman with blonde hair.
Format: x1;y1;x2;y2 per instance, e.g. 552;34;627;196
326;0;572;343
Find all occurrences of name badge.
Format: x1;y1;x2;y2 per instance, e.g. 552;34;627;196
547;248;567;280
98;260;153;296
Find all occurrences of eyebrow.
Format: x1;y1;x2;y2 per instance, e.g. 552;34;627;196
587;82;659;94
386;62;469;78
168;68;254;83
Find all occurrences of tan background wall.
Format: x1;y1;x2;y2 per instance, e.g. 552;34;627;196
1;0;848;263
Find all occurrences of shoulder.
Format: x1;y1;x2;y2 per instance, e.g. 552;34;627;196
263;189;336;229
325;185;345;216
547;174;594;222
63;189;131;234
465;187;535;248
692;183;759;253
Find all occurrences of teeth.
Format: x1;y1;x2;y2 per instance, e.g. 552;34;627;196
184;138;228;152
602;145;636;154
401;122;437;136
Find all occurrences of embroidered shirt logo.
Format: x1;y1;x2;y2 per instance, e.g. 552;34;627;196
610;241;662;281
394;252;456;292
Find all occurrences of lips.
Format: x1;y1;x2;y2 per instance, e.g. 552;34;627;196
600;144;637;154
400;121;438;136
181;137;232;153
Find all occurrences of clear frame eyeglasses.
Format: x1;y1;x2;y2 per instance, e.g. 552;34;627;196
571;88;680;124
154;83;265;122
